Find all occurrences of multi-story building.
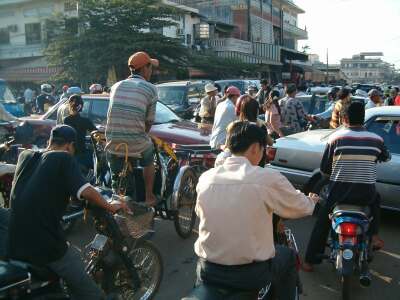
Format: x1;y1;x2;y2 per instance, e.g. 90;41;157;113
172;0;309;82
341;52;395;84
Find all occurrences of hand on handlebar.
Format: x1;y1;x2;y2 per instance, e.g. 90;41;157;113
308;192;320;204
108;201;132;215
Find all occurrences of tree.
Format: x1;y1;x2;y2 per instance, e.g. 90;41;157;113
45;0;189;85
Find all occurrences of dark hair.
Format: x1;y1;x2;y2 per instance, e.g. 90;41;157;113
260;79;269;85
265;90;281;116
286;84;297;95
346;101;365;125
337;88;351;100
68;94;83;114
227;121;266;154
239;96;259;122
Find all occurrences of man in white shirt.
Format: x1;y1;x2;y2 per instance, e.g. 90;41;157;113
209;86;240;149
195;121;319;299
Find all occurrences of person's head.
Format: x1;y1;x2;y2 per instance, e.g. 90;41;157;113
226;86;241;104
390;88;397;98
40;83;52;95
68;94;83;115
327;86;340;101
128;51;159;81
89;83;103;94
247;85;258;96
48;125;77;154
62;85;69;93
214;83;222;93
368;89;382;104
66;86;82;96
204;83;218;97
226;121;266;166
337;87;352;102
285;84;297;97
239;96;259;122
344;101;365;126
260;79;269;90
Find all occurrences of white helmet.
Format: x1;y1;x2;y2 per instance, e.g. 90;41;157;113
355;89;368;98
40;83;52;95
89;83;103;94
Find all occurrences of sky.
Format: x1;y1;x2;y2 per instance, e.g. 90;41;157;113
295;0;400;68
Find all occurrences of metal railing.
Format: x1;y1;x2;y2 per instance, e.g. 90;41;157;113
283;23;308;39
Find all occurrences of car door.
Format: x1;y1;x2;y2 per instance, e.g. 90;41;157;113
366;116;400;210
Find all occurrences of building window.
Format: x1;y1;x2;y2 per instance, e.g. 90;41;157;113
0;28;10;45
65;0;77;12
25;23;42;44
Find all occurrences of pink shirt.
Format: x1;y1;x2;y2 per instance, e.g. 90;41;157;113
195;156;315;265
265;105;282;134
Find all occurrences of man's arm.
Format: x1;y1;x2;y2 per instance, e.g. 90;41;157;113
80;186;127;214
320;142;334;176
378;142;391;162
263;172;318;219
145;95;157;133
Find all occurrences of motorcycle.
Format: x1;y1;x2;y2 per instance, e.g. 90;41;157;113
183;224;302;300
0;190;163;300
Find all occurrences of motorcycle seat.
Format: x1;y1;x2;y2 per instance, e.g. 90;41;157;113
0;260;30;291
333;205;370;219
182;283;258;300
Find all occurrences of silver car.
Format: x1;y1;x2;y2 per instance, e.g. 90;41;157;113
267;106;400;211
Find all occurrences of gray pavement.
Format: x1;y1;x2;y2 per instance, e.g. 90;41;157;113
70;210;400;300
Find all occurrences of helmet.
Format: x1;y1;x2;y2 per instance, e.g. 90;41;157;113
354;89;368;98
67;86;82;95
327;86;340;99
89;83;103;94
41;84;52;95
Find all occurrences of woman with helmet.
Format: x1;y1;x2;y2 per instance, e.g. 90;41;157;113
63;94;96;171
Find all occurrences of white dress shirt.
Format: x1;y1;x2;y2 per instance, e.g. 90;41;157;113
209;99;236;149
195;156;315;265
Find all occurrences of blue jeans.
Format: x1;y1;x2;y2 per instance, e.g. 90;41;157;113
0;207;9;258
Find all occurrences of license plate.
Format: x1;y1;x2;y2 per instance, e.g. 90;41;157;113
90;234;108;251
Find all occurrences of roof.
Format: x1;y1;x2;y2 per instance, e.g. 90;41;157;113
156;80;210;87
365;106;400;119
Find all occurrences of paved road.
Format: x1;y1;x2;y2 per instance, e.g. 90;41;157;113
70;210;400;300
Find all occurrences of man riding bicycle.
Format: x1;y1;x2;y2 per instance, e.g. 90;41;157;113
105;51;159;206
195;121;319;299
7;125;128;299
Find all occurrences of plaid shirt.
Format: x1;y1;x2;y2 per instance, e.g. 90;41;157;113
329;100;349;129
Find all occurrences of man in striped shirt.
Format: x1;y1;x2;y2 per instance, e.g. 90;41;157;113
303;101;390;271
106;52;159;206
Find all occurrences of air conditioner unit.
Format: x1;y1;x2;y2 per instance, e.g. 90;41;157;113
176;28;184;36
7;25;18;32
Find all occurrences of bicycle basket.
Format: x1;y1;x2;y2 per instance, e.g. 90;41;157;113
114;202;155;239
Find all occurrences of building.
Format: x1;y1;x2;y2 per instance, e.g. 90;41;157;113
340;52;395;84
0;0;74;88
172;0;309;83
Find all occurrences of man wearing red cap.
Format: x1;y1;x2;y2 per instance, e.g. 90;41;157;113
106;51;159;206
210;86;240;149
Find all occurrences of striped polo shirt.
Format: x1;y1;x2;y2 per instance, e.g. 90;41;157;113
321;127;390;204
105;75;158;157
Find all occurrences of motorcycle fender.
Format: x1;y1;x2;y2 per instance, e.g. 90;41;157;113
171;165;196;211
340;249;354;276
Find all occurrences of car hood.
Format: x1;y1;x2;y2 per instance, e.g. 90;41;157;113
150;120;210;145
272;129;334;172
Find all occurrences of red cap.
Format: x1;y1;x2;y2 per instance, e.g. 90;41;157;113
226;86;241;96
128;51;159;70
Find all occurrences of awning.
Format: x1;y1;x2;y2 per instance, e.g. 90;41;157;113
0;57;61;82
280;48;308;62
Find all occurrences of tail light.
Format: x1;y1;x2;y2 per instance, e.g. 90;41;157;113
338;223;358;245
266;147;277;162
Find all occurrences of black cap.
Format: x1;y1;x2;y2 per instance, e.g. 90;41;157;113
49;125;77;144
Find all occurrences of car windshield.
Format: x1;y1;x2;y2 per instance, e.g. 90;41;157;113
216;81;245;94
157;86;187;105
154;102;181;124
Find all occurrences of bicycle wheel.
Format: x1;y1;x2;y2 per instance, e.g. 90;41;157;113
173;167;198;239
119;240;163;300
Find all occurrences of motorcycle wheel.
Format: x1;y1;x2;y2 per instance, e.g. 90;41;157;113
119;240;163;300
341;275;351;300
173;167;197;239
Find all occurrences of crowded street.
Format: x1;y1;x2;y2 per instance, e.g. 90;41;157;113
69;211;400;300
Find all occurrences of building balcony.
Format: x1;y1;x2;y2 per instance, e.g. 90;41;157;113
0;44;43;60
208;38;281;64
283;23;308;40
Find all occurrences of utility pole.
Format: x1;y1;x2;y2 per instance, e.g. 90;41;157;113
247;0;251;42
326;48;329;84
